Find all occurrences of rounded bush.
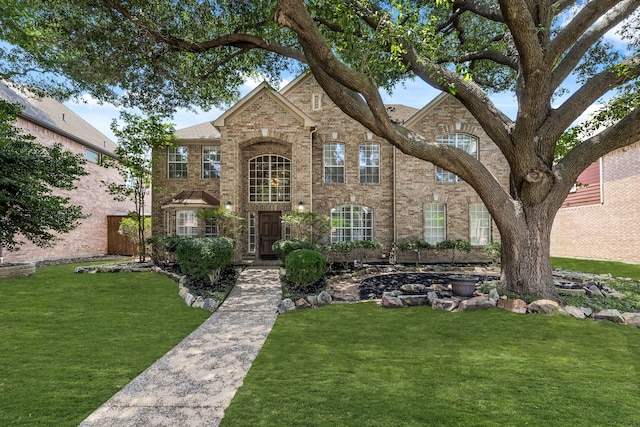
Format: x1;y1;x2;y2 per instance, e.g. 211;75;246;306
285;249;327;292
174;237;235;283
272;238;315;262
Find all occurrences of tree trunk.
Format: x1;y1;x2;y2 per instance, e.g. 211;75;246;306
499;204;558;300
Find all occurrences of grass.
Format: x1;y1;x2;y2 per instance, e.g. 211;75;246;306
551;256;640;280
222;303;640;426
0;262;210;426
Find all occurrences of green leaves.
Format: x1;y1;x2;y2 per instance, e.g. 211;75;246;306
0;99;87;251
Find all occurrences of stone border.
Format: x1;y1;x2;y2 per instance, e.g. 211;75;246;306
0;262;36;279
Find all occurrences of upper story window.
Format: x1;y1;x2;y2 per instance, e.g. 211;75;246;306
435;134;478;183
469;203;491;246
176;210;198;237
331;204;373;242
168;146;188;178
424;203;446;244
323;143;345;184
203;146;221;179
359;143;380;184
249;155;291;202
312;93;322;110
85;149;101;163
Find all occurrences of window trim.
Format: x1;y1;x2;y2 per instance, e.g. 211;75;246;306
312;93;322;110
359;142;380;184
469;203;491;246
435;134;478;183
202;146;221;179
168;146;188;179
330;204;374;243
424;203;446;244
176;210;198;237
323;142;346;184
248;155;292;203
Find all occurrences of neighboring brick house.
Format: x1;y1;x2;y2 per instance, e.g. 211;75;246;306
152;73;509;261
551;141;640;264
0;82;134;263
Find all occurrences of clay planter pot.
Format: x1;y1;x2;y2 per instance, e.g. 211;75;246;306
449;276;479;297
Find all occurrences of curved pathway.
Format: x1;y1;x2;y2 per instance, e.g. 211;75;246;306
80;266;281;427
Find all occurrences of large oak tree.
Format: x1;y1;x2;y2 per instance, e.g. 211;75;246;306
2;0;639;298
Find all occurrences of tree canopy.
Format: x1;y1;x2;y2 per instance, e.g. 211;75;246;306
0;99;87;251
1;0;638;298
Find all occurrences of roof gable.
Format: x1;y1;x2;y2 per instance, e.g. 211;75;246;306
213;82;315;128
404;92;457;129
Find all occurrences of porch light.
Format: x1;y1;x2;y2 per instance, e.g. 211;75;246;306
225;201;232;210
298;201;304;212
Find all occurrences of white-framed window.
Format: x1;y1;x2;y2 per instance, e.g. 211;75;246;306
469;203;491;246
424;203;446;244
359;143;380;184
203;146;221;179
85;149;101;163
323;143;345;183
331;204;373;242
435;134;478;183
164;210;172;236
249;155;291;202
248;212;256;253
168;146;188;178
176;210;198;237
312;93;322;110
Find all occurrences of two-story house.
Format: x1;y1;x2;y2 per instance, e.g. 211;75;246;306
152;73;510;262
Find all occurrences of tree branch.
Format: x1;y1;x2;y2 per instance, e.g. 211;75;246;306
547;0;636;73
546;54;640;140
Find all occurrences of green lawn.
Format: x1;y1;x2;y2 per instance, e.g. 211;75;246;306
223;303;640;426
551;257;640;280
0;262;210;426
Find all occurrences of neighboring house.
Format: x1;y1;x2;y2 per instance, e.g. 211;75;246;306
551;141;640;263
0;82;134;263
152;73;509;261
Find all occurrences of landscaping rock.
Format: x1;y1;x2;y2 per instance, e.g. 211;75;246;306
277;298;296;313
456;295;496;312
622;313;640;328
431;298;457;311
582;307;593;317
202;298;218;312
528;299;560;315
399;295;427;307
400;283;427;294
563;305;586;319
607;292;626;300
306;295;317;306
586;284;604;297
179;287;189;299
488;288;500;302
192;296;204;309
594;309;625;324
497;298;527;314
184;293;196;307
426;291;438;305
295;298;312;309
381;295;404;308
317;291;332;306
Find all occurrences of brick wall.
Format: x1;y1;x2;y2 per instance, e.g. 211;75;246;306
551;142;640;263
3;117;134;264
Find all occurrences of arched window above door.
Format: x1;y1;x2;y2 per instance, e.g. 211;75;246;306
249;155;291;202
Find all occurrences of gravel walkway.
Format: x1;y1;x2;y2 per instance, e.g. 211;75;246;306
79;266;281;427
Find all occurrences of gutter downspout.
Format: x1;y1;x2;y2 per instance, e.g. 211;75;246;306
309;127;317;213
393;146;397;243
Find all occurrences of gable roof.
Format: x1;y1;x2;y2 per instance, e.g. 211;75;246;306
213;82;316;128
161;190;220;209
403;92;454;128
175;121;221;140
0;81;117;156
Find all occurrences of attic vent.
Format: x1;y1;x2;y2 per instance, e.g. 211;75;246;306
62;113;66;121
312;93;321;110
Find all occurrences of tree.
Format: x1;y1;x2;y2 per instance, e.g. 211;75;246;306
0;99;87;251
1;1;639;298
103;111;176;261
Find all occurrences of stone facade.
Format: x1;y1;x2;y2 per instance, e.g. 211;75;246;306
153;74;510;262
551;141;640;263
1;85;134;264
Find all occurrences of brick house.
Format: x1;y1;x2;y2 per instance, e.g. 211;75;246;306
551;142;640;264
152;73;508;261
0;82;134;263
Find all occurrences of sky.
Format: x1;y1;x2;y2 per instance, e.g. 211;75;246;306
64;75;519;143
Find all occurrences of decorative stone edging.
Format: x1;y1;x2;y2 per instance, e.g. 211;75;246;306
379;285;640;329
0;262;36;279
74;263;218;312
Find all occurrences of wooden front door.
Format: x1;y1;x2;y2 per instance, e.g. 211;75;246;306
259;211;281;259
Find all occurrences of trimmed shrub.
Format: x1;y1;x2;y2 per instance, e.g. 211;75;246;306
272;238;315;262
174;237;235;284
285;249;327;293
